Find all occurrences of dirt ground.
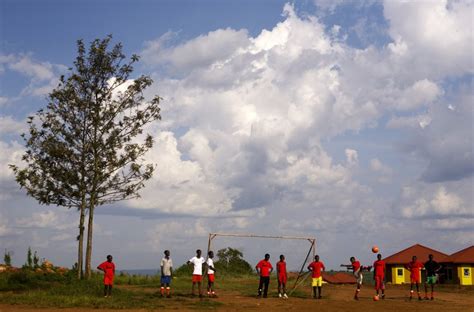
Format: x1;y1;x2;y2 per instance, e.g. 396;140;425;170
1;284;473;312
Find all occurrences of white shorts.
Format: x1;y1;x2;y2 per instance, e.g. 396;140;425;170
354;270;363;284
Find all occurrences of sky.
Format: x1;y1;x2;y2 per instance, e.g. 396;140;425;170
0;0;473;271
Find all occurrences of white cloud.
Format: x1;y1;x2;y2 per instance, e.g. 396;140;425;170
384;0;473;78
0;213;15;237
0;97;8;106
0;116;25;134
16;210;59;228
369;158;392;174
398;184;473;219
9;55;56;81
143;28;250;73
387;114;432;129
345;148;358;166
0;141;24;187
0;53;65;97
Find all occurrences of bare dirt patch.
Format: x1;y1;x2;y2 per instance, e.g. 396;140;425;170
1;284;473;311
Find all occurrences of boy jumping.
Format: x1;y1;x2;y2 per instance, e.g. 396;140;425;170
97;255;115;298
187;249;206;297
256;253;273;298
308;255;325;299
206;250;217;297
160;250;173;297
276;254;288;299
406;255;424;300
373;253;386;300
341;256;371;300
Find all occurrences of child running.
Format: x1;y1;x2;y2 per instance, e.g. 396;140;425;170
373;253;386;300
308;255;325;299
160;250;173;298
256;253;273;298
187;249;206;297
424;254;441;300
341;256;369;300
276;254;288;299
406;255;424;300
206;250;217;297
97;255;115;298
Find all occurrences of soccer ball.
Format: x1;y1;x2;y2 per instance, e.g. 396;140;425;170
372;246;379;253
373;295;379;301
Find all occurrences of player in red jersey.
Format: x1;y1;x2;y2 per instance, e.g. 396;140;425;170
373;253;386;300
341;256;371;300
308;255;325;299
406;255;424;300
276;255;288;299
256;253;273;298
97;255;115;298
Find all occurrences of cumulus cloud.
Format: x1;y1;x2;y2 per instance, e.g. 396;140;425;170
345;149;358;166
384;0;473;78
0;116;25;135
0;53;66;97
396;182;473;219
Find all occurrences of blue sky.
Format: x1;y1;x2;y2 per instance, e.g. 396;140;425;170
1;0;473;271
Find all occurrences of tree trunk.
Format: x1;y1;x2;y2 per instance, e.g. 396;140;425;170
77;202;86;279
84;204;94;279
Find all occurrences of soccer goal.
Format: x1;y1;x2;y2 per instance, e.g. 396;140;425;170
206;232;316;293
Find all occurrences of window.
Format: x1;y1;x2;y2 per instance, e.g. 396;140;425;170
397;268;403;277
463;268;470;277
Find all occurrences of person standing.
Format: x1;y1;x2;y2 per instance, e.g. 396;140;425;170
406;255;424;300
424;254;441;300
97;255;115;298
187;249;206;297
256;253;273;298
308;255;325;299
276;254;288;299
160;250;173;298
373;253;386;300
206;250;217;297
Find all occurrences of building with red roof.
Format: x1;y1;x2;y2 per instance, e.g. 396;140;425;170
382;244;448;285
441;245;474;286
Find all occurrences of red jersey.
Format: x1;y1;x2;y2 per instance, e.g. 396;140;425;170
276;261;286;276
98;261;115;278
256;260;273;277
373;260;385;277
308;261;325;278
407;261;424;278
352;260;361;272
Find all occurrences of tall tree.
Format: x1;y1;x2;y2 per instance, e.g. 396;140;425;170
11;36;161;279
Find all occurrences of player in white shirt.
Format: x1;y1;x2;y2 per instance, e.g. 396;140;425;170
187;249;206;297
160;250;173;297
206;251;217;297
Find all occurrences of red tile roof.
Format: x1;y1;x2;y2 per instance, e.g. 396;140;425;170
442;246;474;264
383;244;448;264
322;272;356;284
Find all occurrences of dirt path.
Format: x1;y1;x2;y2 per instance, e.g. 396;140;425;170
1;284;473;311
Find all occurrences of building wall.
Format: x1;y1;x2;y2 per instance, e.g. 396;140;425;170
457;265;473;285
388;265;425;284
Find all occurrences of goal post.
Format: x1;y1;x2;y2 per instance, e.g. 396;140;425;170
206;232;316;292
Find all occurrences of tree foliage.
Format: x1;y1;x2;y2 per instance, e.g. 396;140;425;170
10;35;161;278
3;250;12;267
214;247;253;275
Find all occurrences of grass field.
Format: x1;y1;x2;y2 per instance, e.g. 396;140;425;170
1;271;473;311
